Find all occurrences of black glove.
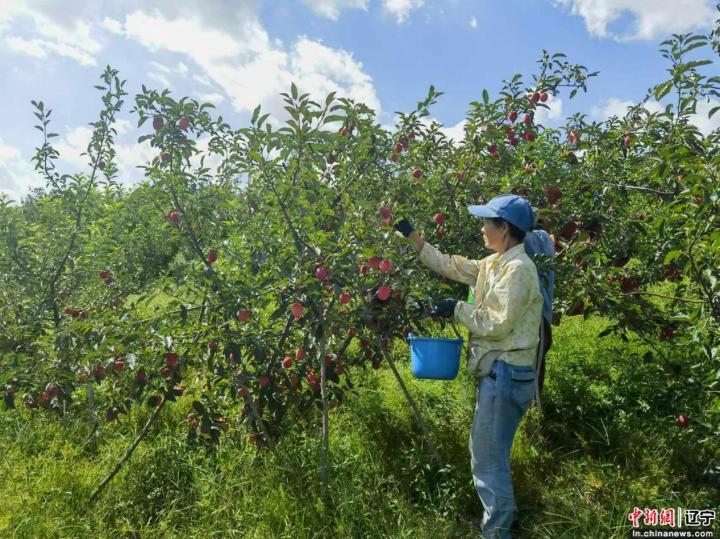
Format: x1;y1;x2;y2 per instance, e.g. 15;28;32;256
394;218;414;238
429;299;458;318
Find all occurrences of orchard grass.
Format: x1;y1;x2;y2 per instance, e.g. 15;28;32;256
1;314;716;538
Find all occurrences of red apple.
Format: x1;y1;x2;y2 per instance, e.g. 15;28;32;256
347;326;357;337
174;384;185;396
135;370;146;383
371;359;381;370
98;160;106;170
568;131;580;145
379;206;392;219
531;92;540;103
340;127;350;137
434;213;445;225
368;256;380;269
523;131;535;142
236;387;249;398
324;354;334;367
540;92;549;102
488;144;499;157
677;414;690;428
166;352;178;367
93;364;106;381
412;168;423;179
237;309;250;323
359;263;369;275
161;152;171;162
339;292;351;304
207;251;218;264
258;375;270;389
153;116;164;130
315;266;329;281
437;228;446;238
161;366;172;378
379;259;393;273
178;116;189;130
558;221;577;241
208;341;218;351
394;143;403;153
112;360;124;374
167;211;180;223
523;114;533;125
510;138;519;147
295;348;306;361
508;111;518;122
377;285;391;301
659;325;676;341
64;306;76;317
290;302;305;320
546;185;563;204
228;352;237;364
282;356;293;369
620;276;639;294
99;270;110;280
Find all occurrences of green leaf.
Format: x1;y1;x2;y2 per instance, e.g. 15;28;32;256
654;80;673;101
663;250;682;264
482;89;489;104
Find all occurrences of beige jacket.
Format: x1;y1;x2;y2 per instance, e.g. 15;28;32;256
417;241;543;377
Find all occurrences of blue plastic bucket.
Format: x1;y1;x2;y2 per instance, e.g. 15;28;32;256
407;333;463;380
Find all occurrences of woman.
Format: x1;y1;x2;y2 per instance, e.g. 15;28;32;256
395;194;543;538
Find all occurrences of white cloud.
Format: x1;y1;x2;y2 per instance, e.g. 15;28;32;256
591;97;635;119
0;1;102;65
54;126;94;170
124;11;244;65
198;92;226;105
438;119;467;143
0;139;44;205
301;0;369;20
469;16;477;29
591;96;719;135
534;95;564;126
690;99;720;136
591;97;662;120
114;11;381;119
382;0;424;23
4;36;46;58
113;139;156;187
101;17;124;34
290;37;381;112
554;0;714;41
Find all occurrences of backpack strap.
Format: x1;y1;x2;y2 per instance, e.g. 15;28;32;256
533;320;545;413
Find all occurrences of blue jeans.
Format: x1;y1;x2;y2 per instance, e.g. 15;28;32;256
470;360;536;538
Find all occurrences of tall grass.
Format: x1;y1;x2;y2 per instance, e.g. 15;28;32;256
1;314;716;538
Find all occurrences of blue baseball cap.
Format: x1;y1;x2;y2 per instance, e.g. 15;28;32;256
467;194;534;232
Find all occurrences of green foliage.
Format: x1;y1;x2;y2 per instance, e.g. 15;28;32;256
1;14;719;529
1;317;717;537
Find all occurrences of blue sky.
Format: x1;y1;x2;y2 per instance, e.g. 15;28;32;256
1;0;717;204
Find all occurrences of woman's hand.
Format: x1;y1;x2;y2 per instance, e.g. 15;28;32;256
395;218;424;251
394;218;414;237
428;298;458;318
